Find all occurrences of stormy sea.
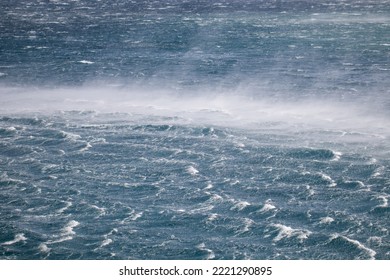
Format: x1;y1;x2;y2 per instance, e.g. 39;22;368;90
0;0;389;260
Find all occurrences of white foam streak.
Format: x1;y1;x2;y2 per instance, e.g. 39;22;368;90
1;233;27;246
78;60;94;64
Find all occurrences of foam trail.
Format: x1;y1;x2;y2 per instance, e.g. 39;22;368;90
1;234;27;246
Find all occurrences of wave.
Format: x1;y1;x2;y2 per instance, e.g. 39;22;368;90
329;234;376;260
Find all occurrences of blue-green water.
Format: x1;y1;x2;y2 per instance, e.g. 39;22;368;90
0;0;389;259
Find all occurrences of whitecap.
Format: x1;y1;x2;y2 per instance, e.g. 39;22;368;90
206;213;219;222
79;142;92;152
98;228;118;249
343;180;365;188
90;205;106;216
319;172;337;187
5;126;16;131
306;185;315;196
230;200;250;211
372;166;384;177
367;236;382;246
120;210;143;224
368;158;377;164
376;195;389;207
208;193;223;203
259;199;276;213
46;236;73;244
319;216;334;224
1;233;27;246
57;201;72;214
331;151;342;161
187;166;199;175
61;220;80;236
270;223;311;242
131;211;143;221
45;220;80;244
238;218;255;234
235;142;245;148
41;164;60;174
60;130;81;141
196;243;215;260
100;238;113;247
38;243;51;253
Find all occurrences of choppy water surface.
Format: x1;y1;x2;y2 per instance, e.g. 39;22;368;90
0;0;389;259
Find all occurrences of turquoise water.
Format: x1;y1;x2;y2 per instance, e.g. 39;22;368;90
0;0;389;259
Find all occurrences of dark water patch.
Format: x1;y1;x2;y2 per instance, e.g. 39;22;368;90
286;148;336;161
370;205;390;216
133;124;177;132
0;143;34;157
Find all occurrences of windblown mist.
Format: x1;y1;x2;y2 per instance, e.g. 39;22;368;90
0;0;389;260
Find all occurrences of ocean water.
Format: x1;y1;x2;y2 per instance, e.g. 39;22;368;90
0;0;389;260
